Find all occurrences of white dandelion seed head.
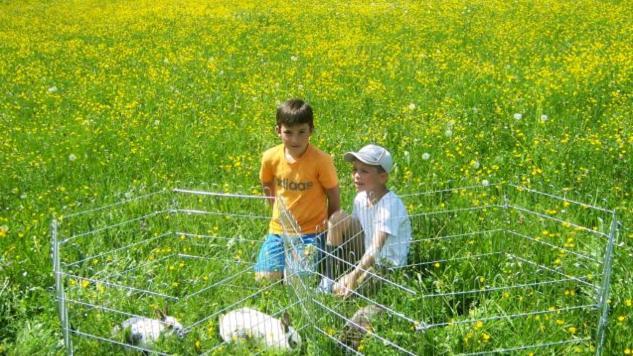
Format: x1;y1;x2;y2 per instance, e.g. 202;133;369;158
408;103;416;110
154;120;160;126
422;152;431;160
444;129;453;138
540;114;548;122
68;154;77;162
513;113;522;120
481;179;490;187
48;86;58;93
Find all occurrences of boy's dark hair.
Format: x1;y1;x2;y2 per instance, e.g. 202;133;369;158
276;99;314;129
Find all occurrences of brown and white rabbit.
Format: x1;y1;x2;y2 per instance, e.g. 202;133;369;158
338;304;384;351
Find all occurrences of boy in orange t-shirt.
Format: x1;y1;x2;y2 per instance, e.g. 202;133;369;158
255;99;340;282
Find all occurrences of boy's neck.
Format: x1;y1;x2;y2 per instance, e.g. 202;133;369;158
366;187;389;205
284;144;309;162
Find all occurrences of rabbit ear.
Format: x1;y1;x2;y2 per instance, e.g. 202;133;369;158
156;308;167;320
281;312;291;333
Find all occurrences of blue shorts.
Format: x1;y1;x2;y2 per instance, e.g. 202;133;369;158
254;233;323;272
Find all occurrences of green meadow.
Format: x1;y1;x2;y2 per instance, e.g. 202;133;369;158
1;0;632;354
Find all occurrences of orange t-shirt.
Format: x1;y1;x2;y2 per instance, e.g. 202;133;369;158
260;144;338;234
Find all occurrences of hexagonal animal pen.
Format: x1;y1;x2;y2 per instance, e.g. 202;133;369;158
52;184;618;355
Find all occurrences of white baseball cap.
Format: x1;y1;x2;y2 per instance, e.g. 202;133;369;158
344;144;393;173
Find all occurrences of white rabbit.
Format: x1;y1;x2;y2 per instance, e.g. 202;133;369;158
113;309;185;348
219;307;301;350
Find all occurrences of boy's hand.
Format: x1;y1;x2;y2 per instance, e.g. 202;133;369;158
333;273;357;298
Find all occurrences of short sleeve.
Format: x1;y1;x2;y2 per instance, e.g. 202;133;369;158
376;197;403;236
318;154;338;189
259;152;274;183
351;193;363;219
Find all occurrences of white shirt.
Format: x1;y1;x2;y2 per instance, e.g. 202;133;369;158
352;191;412;267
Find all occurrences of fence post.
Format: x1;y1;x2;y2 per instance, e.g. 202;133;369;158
595;210;617;356
52;218;73;355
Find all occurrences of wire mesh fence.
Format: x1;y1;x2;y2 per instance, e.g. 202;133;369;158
287;183;619;355
52;183;619;355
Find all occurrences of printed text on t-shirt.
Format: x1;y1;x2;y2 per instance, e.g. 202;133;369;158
275;177;314;191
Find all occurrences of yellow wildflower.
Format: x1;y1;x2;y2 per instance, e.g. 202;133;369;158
568;326;577;334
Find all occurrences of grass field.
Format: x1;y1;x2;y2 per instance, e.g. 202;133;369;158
1;0;632;354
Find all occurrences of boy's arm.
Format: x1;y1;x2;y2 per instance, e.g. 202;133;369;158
333;230;389;298
262;181;275;206
325;186;341;218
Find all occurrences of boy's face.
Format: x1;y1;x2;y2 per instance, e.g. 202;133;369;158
351;160;388;193
276;123;312;157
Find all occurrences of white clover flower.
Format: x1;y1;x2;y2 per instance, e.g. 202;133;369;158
68;154;77;162
291;55;298;61
154;120;160;126
471;160;480;169
540;114;548;122
408;103;416;110
481;179;490;187
444;129;453;138
48;86;58;93
513;113;522;120
421;152;431;160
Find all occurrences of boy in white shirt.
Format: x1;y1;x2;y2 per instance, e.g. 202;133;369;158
318;144;412;298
